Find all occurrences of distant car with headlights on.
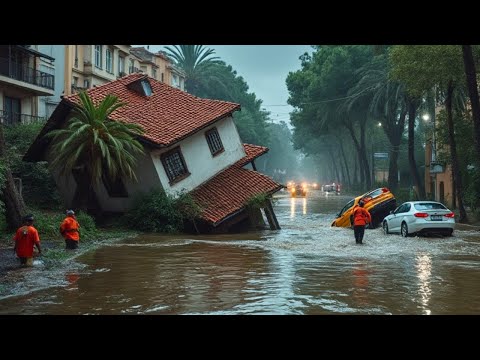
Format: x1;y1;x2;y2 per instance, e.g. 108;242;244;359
382;201;455;237
323;183;340;195
290;183;307;197
331;187;396;229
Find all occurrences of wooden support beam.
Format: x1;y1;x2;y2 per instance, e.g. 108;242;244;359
251;160;257;171
265;198;280;230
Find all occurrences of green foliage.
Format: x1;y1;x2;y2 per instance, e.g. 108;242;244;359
4;123;61;208
29;210;97;241
45;92;145;186
0;161;6;217
125;188;201;233
164;47;271;146
246;192;269;210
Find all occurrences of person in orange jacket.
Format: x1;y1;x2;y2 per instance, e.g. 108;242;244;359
60;210;80;250
13;214;41;266
352;200;372;244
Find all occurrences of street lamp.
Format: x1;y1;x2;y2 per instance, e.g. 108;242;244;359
422;114;430;122
377;122;382;127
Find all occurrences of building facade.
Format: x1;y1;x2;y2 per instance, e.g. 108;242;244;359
37;45;65;118
0;45;55;125
64;45;186;96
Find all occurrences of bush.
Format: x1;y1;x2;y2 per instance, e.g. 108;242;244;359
246;192;269;209
125;188;201;233
29;210;98;242
4;123;61;209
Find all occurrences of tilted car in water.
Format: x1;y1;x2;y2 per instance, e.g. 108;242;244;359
382;201;455;237
331;188;397;229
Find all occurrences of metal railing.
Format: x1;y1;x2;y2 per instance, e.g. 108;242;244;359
0;57;54;90
0;110;46;126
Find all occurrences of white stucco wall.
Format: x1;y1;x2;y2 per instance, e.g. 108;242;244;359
94;150;162;212
151;116;246;197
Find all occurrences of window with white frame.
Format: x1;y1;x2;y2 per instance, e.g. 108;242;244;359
94;45;102;68
118;56;125;75
106;48;113;73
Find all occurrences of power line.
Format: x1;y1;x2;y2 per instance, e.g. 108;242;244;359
263;85;377;107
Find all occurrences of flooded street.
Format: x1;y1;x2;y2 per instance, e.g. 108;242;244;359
1;190;480;314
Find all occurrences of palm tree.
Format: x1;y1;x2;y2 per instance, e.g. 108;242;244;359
164;45;221;94
45;91;145;212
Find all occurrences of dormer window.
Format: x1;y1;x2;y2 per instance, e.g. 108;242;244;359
126;77;153;97
141;79;152;96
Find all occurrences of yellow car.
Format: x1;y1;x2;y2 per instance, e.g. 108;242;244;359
331;188;396;229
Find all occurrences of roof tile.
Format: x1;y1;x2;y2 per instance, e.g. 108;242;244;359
64;73;240;147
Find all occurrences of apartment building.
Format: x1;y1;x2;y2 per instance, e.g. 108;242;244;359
65;45;186;96
0;45;55;125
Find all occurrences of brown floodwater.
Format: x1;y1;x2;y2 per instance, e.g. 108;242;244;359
1;190;480;314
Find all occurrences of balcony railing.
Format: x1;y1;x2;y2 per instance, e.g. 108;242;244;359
71;85;89;93
0;110;46;126
0;57;54;90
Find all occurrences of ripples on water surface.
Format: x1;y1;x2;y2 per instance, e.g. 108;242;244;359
1;191;480;314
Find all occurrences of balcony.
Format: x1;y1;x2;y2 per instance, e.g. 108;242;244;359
71;85;89;94
0;57;54;96
0;110;46;126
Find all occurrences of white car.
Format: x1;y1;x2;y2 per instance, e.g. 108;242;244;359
382;201;455;237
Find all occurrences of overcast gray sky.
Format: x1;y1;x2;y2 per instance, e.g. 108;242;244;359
140;45;312;124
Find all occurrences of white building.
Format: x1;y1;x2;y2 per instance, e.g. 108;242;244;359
25;73;281;233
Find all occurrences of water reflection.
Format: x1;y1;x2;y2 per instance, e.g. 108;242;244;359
352;263;370;307
415;253;432;315
302;198;307;215
290;198;295;219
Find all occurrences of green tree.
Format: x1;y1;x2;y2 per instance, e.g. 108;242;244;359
164;45;221;94
0;122;26;228
390;45;468;222
45;92;145;212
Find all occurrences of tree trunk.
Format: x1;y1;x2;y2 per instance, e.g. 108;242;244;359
329;148;340;184
339;141;352;188
462;45;480;161
359;120;372;189
407;98;426;199
345;123;366;189
445;81;468;223
0;124;26;229
388;143;400;193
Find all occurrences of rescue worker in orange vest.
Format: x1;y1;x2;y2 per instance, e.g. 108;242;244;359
60;210;80;250
13;214;41;266
352;200;371;244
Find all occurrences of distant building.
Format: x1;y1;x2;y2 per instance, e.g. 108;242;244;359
37;45;65;118
64;46;186;96
25;73;281;233
0;45;55;125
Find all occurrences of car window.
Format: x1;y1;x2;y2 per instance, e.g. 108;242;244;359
414;203;447;210
394;204;407;214
339;199;354;217
404;203;411;212
366;189;383;199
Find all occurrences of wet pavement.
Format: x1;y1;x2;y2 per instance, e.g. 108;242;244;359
1;190;480;314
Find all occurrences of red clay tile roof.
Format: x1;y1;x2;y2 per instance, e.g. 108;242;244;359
237;144;268;167
63;73;240;147
191;165;282;226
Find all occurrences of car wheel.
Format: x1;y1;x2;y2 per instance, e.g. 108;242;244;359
383;221;389;235
401;222;409;237
447;229;454;237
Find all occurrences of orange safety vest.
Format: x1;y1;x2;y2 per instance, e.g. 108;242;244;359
60;217;80;241
353;207;371;226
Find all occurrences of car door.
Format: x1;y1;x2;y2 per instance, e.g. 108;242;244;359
389;204;406;232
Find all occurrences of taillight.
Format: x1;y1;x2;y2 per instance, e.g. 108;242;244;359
382;187;389;193
414;212;429;218
444;213;455;218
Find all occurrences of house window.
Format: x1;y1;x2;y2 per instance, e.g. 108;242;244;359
118;56;125;75
106;48;113;73
129;59;135;73
4;96;21;125
74;45;78;68
172;74;179;88
161;73;164;82
102;173;128;198
141;79;152;96
94;45;102;68
205;128;224;156
152;68;157;79
161;147;190;184
84;79;90;88
72;76;78;86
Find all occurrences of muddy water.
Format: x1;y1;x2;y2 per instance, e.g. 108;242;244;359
1;190;480;314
